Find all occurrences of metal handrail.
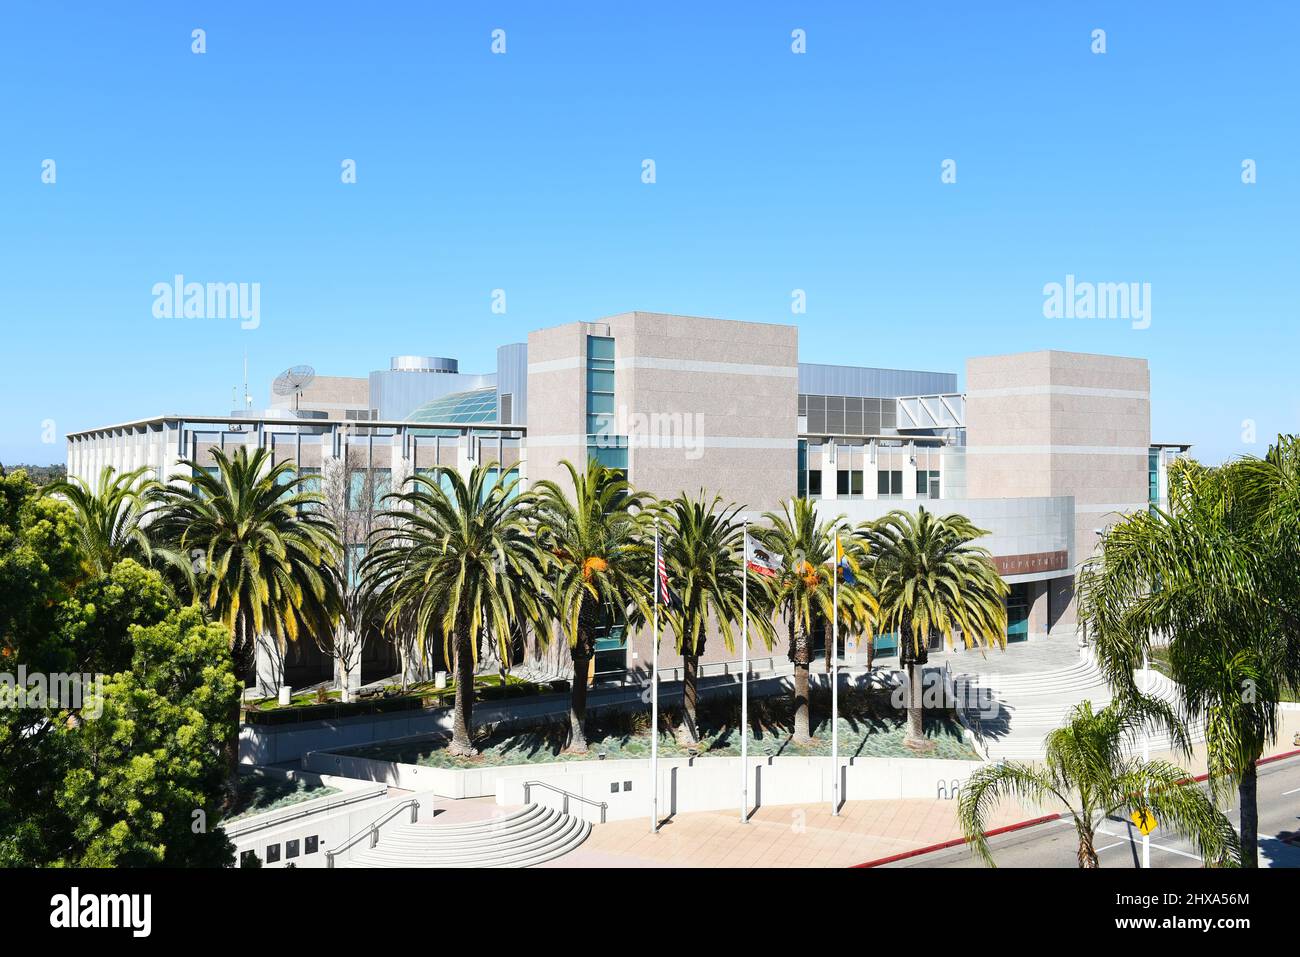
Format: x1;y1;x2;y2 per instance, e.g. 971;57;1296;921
324;798;420;868
225;784;388;839
522;781;608;824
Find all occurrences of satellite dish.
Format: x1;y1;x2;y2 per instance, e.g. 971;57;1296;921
273;364;316;410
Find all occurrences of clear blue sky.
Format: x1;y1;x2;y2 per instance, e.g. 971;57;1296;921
2;1;1295;465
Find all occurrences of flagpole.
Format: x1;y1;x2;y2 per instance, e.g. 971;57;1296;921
741;521;749;824
651;519;660;835
1142;647;1150;867
832;531;840;817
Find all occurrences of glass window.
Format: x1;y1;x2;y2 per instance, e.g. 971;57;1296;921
587;368;615;394
349;469;391;510
850;471;863;496
587;336;616;361
1007;583;1031;642
837;470;849;496
483;467;520;501
588;444;627;470
808;471;822;496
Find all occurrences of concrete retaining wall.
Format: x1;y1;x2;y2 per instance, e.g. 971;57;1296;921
301;748;982;824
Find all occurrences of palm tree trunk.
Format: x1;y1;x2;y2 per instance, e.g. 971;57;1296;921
449;629;477;756
792;623;813;744
1077;824;1100;868
1239;762;1258;868
568;638;591;754
680;652;700;744
903;662;927;749
824;620;832;673
222;614;254;811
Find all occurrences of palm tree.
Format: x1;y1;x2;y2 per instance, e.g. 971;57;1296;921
532;460;653;753
150;447;339;790
958;700;1240;868
46;465;159;577
153;447;339;684
858;507;1007;750
1080;442;1300;866
659;492;763;745
756;498;876;744
363;464;550;756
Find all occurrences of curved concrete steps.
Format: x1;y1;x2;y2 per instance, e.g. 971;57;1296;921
345;804;591;868
956;653;1205;761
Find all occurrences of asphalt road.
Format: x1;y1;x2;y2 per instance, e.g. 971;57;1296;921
886;753;1300;868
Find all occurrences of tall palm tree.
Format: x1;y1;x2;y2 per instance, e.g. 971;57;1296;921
46;465;159;577
152;447;339;683
756;498;876;744
958;700;1240;868
532;460;653;753
151;447;339;790
1081;441;1300;866
858;507;1007;750
363;464;550;756
659;492;764;745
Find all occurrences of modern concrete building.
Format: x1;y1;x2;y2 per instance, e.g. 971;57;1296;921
65;311;1187;690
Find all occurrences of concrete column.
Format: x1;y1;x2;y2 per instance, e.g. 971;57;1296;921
822;442;838;500
1028;580;1050;640
903;442;918;500
390;431;412;494
255;634;285;696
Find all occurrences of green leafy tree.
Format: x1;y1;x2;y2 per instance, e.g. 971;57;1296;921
57;607;240;867
0;471;235;866
858;508;1007;750
532;460;652;752
959;701;1239;868
1081;441;1300;866
364;464;550;756
756;498;876;744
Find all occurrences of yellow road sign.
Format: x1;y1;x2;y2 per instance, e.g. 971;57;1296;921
1131;809;1158;835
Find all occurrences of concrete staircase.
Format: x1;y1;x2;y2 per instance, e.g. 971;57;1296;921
346;804;591;868
955;652;1204;761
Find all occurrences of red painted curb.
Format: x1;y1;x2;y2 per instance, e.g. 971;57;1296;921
850;748;1300;869
851;812;1063;868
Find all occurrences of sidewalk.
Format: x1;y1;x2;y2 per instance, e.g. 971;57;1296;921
1151;708;1300;776
538;796;1029;868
